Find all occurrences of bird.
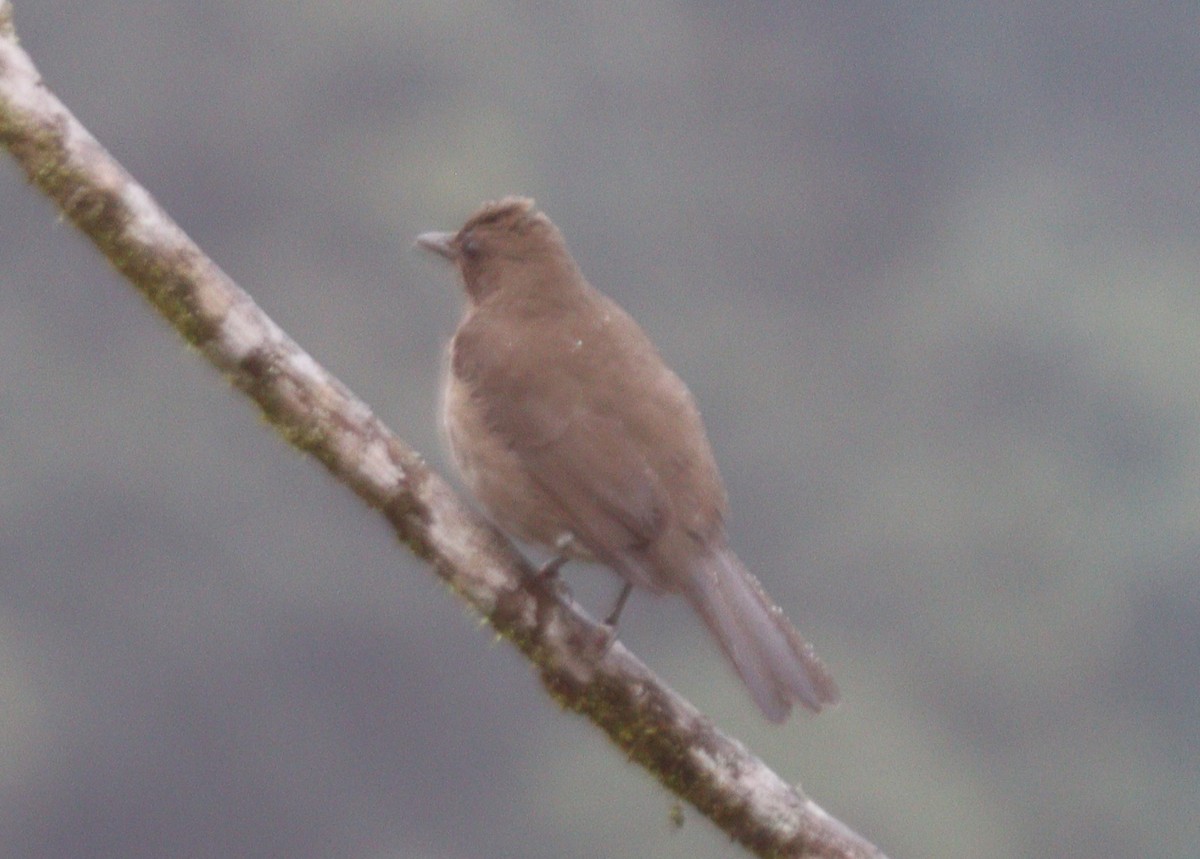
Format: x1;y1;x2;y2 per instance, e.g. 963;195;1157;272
416;196;838;721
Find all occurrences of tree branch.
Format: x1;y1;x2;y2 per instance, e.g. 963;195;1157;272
0;6;884;857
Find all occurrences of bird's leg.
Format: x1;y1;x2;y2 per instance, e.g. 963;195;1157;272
586;581;633;656
534;533;576;582
535;553;569;580
532;554;568;607
603;581;634;628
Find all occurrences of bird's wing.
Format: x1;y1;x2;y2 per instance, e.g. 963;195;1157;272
452;307;683;587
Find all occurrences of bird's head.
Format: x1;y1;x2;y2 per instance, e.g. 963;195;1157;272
417;196;574;303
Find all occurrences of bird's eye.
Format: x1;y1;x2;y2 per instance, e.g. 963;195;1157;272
460;233;481;259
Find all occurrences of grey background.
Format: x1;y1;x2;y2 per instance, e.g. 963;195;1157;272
3;4;1198;858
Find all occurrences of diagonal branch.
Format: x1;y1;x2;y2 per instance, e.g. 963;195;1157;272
0;6;884;857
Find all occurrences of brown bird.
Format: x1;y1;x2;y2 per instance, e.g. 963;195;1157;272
417;197;838;721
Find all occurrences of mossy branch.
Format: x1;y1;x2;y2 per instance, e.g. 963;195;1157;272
0;6;884;857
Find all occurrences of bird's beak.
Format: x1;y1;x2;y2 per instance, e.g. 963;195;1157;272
415;231;458;261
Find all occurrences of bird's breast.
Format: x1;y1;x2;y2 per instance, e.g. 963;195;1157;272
440;345;590;557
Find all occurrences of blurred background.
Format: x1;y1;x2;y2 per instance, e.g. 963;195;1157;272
2;4;1198;858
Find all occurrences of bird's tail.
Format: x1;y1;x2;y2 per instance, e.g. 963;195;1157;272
682;547;839;722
